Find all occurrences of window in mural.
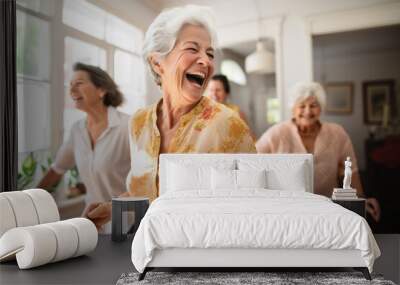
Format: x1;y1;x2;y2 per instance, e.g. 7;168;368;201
114;49;146;115
220;59;247;86
16;0;146;216
266;97;280;124
16;6;52;191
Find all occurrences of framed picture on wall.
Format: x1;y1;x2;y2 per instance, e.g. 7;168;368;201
324;82;353;114
363;80;396;125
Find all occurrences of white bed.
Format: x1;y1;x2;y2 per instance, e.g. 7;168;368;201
131;154;380;280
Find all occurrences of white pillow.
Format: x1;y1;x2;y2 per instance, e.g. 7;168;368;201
167;160;236;192
266;165;306;191
236;169;267;189
211;169;267;190
211;168;236;190
167;162;211;191
238;160;307;191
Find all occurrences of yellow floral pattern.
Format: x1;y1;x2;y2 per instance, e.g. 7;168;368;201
126;96;256;202
225;103;240;114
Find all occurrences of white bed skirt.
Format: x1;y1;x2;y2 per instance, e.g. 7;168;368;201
148;248;366;268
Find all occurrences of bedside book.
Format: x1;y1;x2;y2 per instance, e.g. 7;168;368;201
332;196;359;200
333;189;356;193
332;188;358;200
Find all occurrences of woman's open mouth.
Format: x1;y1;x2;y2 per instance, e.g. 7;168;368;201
71;96;83;102
185;72;206;88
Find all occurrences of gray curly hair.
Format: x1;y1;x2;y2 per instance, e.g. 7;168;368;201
142;5;217;86
289;81;327;111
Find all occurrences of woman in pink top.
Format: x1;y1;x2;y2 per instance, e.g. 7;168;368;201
256;82;381;222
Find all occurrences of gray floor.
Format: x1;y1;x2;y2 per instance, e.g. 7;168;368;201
1;234;398;285
0;235;134;285
373;234;400;284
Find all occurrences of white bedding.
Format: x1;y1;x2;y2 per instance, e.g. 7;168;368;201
131;190;380;273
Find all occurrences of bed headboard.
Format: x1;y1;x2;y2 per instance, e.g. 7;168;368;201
159;154;314;195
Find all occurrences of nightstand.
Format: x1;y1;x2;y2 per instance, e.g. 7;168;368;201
332;198;366;218
111;197;149;242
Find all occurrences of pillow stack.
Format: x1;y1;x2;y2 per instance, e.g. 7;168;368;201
166;159;308;193
0;189;97;269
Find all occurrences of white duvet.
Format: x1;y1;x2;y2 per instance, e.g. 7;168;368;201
131;190;380;273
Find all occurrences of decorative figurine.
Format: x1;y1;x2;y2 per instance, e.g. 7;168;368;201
343;157;352;189
332;157;357;199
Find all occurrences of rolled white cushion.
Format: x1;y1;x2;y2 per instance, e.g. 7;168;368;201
0;226;57;269
42;221;79;262
0;218;98;269
0;192;39;227
64;218;98;257
23;189;59;223
0;196;17;237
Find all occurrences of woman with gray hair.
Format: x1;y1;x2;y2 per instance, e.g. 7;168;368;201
85;5;255;229
256;81;380;222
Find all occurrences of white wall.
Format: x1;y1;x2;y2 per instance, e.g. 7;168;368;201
281;15;313;119
313;25;400;170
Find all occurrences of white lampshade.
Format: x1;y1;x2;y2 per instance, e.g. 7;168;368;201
245;41;275;74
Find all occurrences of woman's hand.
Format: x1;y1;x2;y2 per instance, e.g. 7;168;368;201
366;198;381;222
83;202;112;230
37;168;63;192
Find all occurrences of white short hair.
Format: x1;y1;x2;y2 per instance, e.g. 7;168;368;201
289;81;326;110
143;5;217;86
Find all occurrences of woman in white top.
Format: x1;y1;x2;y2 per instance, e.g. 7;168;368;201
38;63;130;220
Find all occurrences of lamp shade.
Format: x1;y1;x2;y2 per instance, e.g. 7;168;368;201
245;41;275;74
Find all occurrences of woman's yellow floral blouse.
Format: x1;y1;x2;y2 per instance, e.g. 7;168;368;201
126;96;256;202
225;103;240;114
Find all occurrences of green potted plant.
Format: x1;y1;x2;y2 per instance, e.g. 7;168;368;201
17;153;37;190
66;166;86;198
40;156;61;193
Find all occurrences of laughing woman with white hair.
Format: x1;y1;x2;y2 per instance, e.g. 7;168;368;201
256;82;381;222
85;5;256;229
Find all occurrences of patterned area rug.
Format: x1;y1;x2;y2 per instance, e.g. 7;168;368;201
117;271;396;285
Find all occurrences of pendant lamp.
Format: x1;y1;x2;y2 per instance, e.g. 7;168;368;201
245;41;275;74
